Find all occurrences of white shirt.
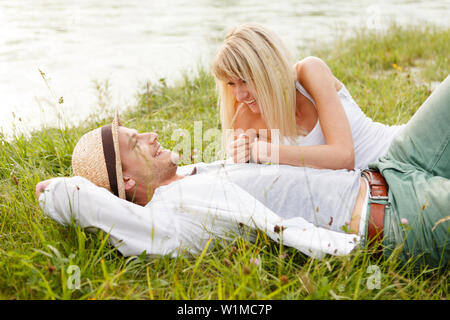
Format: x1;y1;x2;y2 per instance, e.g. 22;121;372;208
181;162;362;233
39;164;361;259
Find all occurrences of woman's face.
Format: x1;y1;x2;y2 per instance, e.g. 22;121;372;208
227;78;260;113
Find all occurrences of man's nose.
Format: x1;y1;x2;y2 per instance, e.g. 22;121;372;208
143;132;158;144
150;132;158;143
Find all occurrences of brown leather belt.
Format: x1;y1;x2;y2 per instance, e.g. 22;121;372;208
362;169;389;256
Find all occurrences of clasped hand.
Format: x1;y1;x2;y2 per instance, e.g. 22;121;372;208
228;134;276;164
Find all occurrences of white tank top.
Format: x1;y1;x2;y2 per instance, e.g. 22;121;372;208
286;81;405;169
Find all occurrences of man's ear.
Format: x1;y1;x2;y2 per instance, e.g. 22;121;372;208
123;175;136;193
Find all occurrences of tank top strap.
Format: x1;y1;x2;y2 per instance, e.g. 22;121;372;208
295;81;316;106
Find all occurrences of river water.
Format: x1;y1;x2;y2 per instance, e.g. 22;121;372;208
1;0;449;134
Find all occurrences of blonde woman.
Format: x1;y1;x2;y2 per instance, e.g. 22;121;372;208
212;23;405;169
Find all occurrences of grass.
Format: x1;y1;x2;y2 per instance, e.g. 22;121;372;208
0;23;449;300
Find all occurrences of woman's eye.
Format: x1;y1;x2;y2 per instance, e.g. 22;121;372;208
227;81;235;86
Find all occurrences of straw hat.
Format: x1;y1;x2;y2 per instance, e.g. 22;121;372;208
72;110;126;199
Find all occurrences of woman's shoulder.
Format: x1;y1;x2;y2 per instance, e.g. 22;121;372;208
295;56;342;92
295;56;330;76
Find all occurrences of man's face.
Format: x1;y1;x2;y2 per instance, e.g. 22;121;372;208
118;126;178;186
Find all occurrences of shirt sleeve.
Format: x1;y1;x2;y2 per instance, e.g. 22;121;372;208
158;175;360;259
38;176;182;257
218;180;361;258
221;181;360;258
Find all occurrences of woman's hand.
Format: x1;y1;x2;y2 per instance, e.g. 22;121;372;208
228;134;252;163
250;138;279;164
35;179;55;200
229;133;280;164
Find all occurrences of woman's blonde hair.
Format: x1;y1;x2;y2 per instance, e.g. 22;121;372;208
211;23;298;146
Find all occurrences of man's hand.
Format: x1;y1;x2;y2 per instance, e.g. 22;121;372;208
35;179;55;200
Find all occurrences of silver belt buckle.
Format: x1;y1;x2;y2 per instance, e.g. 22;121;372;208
368;194;390;208
370;195;389;201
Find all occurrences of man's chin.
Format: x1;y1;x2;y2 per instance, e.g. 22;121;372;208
168;150;180;165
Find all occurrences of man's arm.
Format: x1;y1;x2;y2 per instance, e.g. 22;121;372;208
36;176;181;257
36;174;361;259
168;173;362;258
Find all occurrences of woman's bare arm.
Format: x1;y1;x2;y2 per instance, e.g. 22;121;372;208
276;56;355;169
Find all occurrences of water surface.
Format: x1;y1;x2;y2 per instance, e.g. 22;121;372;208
1;0;449;133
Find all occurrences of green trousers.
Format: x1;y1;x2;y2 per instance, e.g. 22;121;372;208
369;75;450;270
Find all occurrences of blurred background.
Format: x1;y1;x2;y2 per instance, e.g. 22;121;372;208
1;0;449;134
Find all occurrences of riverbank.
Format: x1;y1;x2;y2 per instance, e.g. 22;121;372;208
0;24;448;299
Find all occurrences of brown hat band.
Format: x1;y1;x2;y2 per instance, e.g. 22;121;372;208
101;124;119;197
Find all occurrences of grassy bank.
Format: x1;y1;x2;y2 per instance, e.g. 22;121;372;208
0;24;449;300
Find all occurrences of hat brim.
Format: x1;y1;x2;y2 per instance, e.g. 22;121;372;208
111;110;126;199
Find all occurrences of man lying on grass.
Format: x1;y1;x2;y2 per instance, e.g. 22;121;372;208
36;76;450;270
